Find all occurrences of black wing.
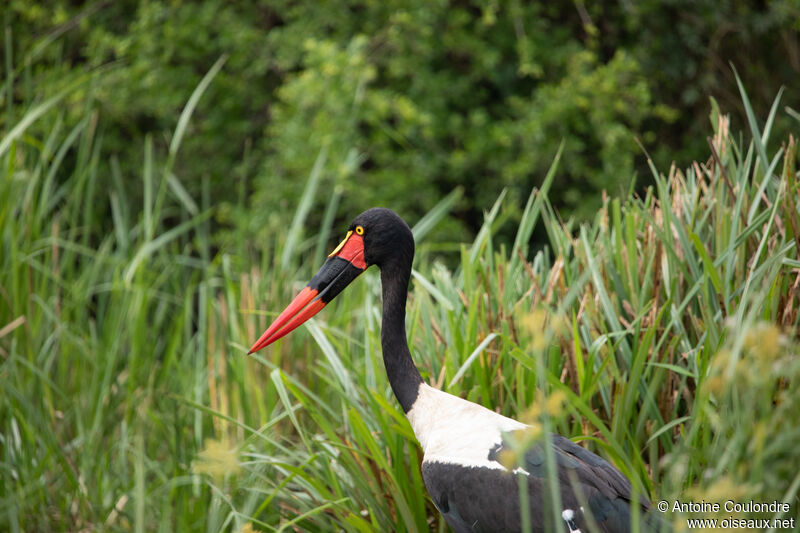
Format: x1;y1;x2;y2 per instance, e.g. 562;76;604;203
422;432;668;533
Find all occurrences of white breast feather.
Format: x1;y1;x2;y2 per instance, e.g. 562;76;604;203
406;384;528;471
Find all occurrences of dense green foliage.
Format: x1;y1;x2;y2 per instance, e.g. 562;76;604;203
5;0;799;240
2;3;800;531
2;38;800;528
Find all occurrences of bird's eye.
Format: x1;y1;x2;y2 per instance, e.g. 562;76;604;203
355;225;364;235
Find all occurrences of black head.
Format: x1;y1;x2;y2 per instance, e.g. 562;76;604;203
248;207;415;353
348;208;415;270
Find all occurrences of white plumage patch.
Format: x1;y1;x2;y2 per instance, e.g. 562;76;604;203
406;384;527;471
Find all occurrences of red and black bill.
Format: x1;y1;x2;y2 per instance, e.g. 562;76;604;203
248;230;367;354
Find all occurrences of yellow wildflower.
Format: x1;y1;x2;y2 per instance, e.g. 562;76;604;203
193;437;241;481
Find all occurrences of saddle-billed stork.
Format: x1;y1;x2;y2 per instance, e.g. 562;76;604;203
249;208;667;533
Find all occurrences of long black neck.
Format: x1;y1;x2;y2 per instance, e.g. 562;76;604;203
379;262;423;413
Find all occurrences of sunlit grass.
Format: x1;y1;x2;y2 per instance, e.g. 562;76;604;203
1;44;799;533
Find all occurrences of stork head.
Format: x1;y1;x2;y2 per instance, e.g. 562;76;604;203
248;208;414;354
353;208;414;269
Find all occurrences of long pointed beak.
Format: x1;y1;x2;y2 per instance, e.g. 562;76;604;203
248;231;367;354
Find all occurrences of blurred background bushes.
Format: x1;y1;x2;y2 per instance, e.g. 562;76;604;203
5;0;799;245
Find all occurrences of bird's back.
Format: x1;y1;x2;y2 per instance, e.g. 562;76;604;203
406;385;666;533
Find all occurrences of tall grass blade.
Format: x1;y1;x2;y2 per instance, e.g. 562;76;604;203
411;186;463;243
281;146;328;269
167;54;228;169
0;78;85;157
124;210;213;284
512;141;563;262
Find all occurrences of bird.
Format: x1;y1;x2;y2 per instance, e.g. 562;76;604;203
248;207;668;533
